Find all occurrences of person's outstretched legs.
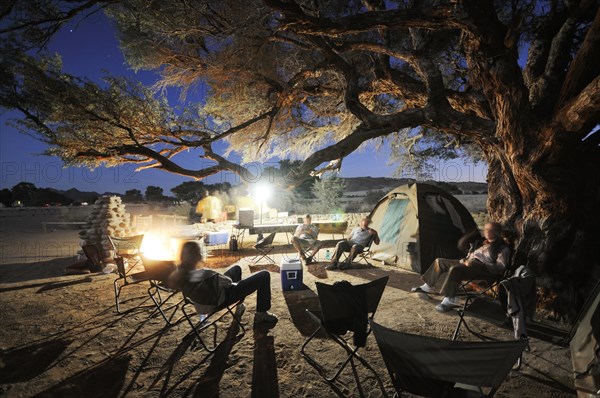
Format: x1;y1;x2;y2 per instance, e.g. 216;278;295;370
224;265;242;283
327;240;352;270
225;270;276;324
291;236;306;261
339;244;364;270
440;262;495;298
411;258;461;294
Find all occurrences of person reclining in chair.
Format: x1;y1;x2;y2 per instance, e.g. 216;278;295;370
327;217;380;271
292;214;322;265
169;242;278;325
411;222;510;312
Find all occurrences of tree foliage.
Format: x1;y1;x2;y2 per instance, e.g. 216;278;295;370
311;174;346;214
170;181;206;202
144;185;164;202
1;0;599;314
123;188;144;203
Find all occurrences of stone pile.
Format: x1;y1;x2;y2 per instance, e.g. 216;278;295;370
78;195;136;261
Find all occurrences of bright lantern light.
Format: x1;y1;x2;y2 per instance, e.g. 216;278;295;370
254;183;272;201
140;232;175;261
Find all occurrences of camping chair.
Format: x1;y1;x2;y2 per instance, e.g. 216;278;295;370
180;296;246;353
301;276;389;389
108;235;144;274
113;256;151;314
456;245;514;298
81;244;104;272
252;232;276;264
339;235;375;267
142;256;182;326
370;320;527;397
452;262;519;341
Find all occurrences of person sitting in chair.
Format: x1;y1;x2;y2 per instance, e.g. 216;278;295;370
170;242;278;324
292;214;322;265
327;217;379;271
411;222;510;312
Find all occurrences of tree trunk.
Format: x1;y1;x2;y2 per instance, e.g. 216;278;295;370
486;131;600;320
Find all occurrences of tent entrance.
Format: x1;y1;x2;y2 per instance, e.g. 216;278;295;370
379;198;409;244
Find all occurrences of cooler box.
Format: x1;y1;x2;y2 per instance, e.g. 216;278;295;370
238;208;254;227
204;230;229;246
281;258;303;291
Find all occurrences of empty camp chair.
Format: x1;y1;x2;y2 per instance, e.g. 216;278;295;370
370;320;527;398
113;256;151;314
252;232;276;264
82;244;104;272
301;276;389;389
181;295;245;353
142;256;182;325
66;244;105;274
108;234;144;274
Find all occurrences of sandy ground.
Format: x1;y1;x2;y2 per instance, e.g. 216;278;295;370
0;215;577;397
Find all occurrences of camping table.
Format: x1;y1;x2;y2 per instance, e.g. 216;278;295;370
232;221;348;249
233;223;297;248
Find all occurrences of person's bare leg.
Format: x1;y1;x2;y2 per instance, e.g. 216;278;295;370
339;244;364;270
291;236;306;260
307;241;323;261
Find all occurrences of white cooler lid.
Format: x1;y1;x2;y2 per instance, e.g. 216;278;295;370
280;258;303;271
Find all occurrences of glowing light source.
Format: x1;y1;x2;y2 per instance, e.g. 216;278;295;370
140;231;175;261
254;183;272;224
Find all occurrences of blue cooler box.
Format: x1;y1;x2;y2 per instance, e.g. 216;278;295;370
204;230;229;246
281;258;303;291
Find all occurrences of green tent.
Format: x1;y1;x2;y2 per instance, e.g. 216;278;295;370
368;183;478;274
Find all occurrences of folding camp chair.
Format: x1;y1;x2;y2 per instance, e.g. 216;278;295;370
301;276;389;388
339;236;374;267
252;232;276;264
81;244;104;272
113;256;151;314
108;235;144;274
181;296;246;352
452;263;519;341
142;256;182;325
370;320;527;397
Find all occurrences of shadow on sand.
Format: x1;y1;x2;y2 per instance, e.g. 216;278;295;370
0;257;80;284
32;355;131;398
342;265;421;293
0;339;71;384
251;324;279;397
283;285;324;337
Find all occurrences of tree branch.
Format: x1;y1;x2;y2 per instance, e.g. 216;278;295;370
264;0;460;37
528;0;597;111
554;75;600;135
557;6;600;107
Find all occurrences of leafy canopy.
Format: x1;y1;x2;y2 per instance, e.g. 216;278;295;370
1;0;598;182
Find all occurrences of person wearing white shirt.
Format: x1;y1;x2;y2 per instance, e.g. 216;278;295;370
292;214;322;265
411;222;510;312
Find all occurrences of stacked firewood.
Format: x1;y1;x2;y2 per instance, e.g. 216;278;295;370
78;195;136;261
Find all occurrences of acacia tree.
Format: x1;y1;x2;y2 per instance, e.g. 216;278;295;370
1;0;599;316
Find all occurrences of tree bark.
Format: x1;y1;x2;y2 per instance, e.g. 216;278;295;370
486;129;600;319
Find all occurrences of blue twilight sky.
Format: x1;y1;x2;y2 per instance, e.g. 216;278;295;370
0;12;487;195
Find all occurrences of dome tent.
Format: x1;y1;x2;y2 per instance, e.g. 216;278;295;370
368;183;478;274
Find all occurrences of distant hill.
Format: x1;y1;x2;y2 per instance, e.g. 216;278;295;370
39;178;487;204
340;177;487;194
48;188;121;203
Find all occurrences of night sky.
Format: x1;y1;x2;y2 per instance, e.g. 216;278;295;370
0;13;487;195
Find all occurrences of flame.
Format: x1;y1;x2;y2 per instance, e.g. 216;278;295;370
140;231;176;261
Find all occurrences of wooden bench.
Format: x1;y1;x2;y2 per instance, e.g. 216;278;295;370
42;221;87;232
